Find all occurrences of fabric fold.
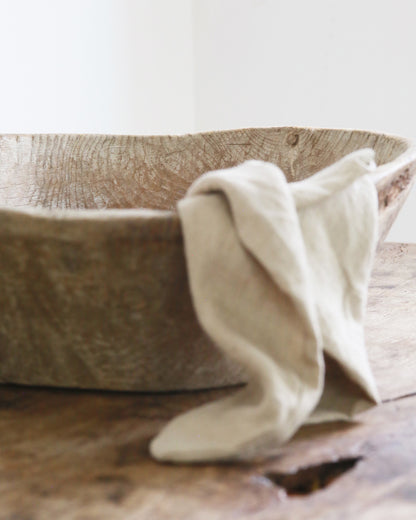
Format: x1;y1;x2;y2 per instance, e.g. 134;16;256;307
150;149;379;463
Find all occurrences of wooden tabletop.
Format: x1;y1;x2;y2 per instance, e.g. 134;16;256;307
1;243;415;520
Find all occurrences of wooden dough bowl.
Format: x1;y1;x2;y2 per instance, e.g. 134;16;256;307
0;127;415;392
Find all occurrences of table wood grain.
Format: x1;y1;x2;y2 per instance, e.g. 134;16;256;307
1;242;415;520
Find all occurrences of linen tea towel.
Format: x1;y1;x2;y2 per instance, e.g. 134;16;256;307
150;149;380;463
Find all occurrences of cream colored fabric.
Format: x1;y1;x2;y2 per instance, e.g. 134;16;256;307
150;149;380;463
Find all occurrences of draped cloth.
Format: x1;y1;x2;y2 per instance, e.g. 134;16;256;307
150;149;380;463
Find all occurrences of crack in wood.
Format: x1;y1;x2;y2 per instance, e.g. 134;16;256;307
382;391;416;404
264;456;363;496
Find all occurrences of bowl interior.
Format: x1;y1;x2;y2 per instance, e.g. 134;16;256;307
0;128;409;211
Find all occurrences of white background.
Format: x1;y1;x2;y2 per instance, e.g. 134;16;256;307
0;0;414;241
0;0;194;134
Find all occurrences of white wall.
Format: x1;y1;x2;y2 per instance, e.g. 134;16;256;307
0;0;194;135
193;0;416;242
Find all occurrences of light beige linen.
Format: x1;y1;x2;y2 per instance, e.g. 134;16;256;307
150;149;380;463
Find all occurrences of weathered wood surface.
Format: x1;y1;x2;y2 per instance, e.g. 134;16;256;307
0;243;415;520
366;243;416;401
0;128;415;392
0;129;412;211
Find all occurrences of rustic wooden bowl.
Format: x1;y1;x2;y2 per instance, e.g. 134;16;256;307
0;127;415;392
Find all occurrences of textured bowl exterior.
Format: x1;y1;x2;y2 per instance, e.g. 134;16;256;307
0;127;415;391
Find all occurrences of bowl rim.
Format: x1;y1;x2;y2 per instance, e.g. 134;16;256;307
1;126;415;223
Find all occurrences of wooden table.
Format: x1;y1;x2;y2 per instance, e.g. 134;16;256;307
1;243;415;520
